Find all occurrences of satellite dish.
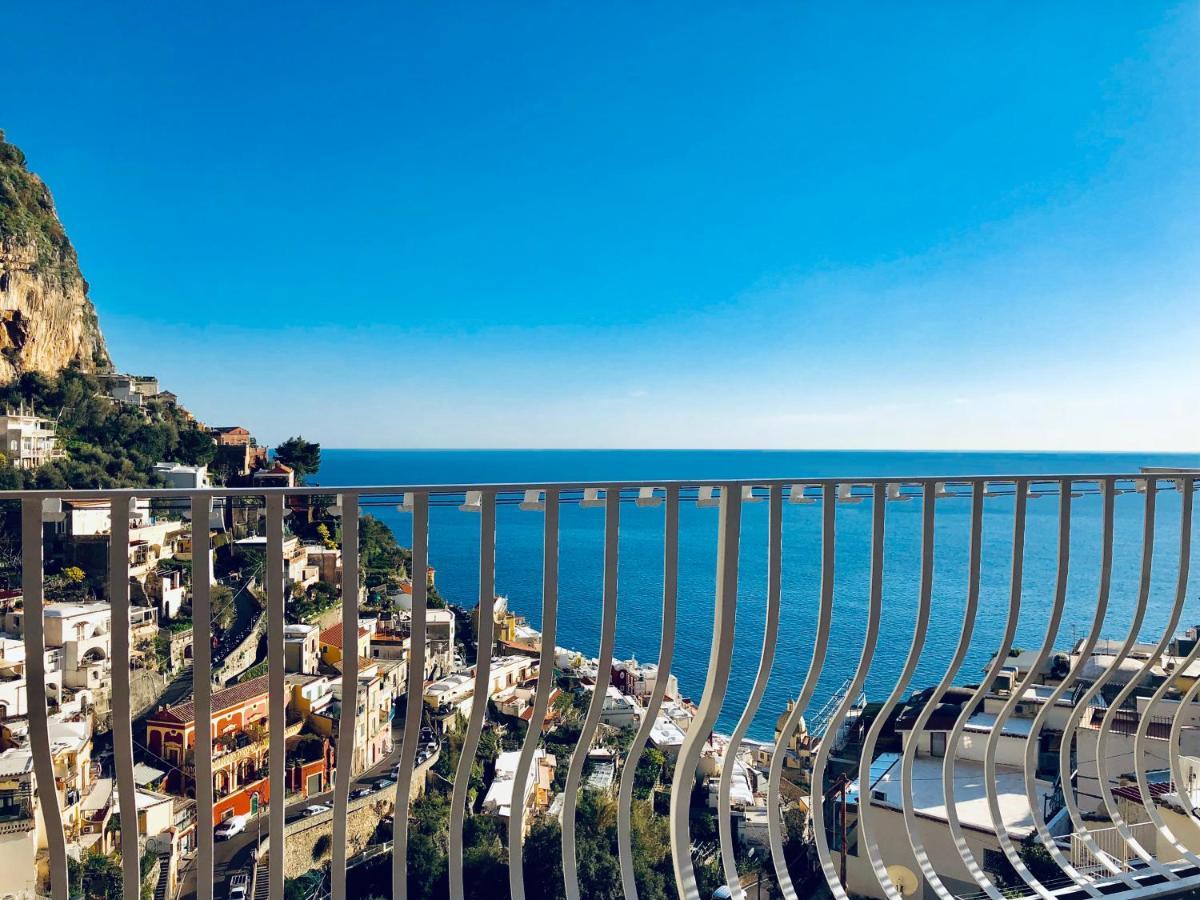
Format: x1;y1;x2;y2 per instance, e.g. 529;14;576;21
887;865;919;897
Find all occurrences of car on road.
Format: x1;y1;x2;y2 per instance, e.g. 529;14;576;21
228;873;250;900
301;804;332;817
215;815;248;841
351;786;373;799
373;777;397;791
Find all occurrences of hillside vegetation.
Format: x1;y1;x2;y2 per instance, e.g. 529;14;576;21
0;368;215;489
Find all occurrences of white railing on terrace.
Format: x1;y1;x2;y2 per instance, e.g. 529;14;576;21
5;473;1200;900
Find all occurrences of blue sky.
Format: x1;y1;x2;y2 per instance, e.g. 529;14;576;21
4;3;1198;450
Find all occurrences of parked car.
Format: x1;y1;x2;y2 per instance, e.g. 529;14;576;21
301;804;332;817
228;873;250;900
351;786;373;799
215;815;248;841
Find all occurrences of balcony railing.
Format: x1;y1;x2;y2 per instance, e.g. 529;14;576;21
6;472;1200;900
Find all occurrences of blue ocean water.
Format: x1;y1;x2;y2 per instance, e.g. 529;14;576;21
315;450;1200;740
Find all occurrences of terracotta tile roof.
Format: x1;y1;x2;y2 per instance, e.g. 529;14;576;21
148;674;271;726
319;622;368;650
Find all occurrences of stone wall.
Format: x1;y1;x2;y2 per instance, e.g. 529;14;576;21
214;610;267;687
269;753;438;879
130;668;169;720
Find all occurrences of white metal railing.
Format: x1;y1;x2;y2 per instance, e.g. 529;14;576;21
4;473;1200;900
1071;821;1160;876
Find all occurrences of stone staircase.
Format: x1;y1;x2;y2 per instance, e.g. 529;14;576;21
153;849;171;900
252;858;268;900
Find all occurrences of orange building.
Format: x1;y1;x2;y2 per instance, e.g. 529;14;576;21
146;676;277;825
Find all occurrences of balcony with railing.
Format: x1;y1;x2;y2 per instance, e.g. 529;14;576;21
6;472;1200;900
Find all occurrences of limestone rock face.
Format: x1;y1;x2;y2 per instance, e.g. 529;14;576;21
0;132;111;383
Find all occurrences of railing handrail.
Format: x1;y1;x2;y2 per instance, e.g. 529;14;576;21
1;471;1196;500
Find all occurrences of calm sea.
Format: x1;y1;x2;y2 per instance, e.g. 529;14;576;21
315;450;1200;740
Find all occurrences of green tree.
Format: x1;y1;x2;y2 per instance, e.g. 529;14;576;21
274;436;321;479
67;849;123;900
177;427;217;466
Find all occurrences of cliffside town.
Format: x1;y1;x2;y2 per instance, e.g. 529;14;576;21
0;130;808;900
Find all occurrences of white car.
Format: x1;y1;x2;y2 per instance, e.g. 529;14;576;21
301;804;332;817
228;873;250;900
215;817;247;841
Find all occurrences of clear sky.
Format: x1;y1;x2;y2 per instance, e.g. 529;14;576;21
4;3;1198;450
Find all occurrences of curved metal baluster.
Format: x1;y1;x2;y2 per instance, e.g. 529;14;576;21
901;482;991;899
448;491;497;899
1015;480;1115;896
1055;480;1121;884
718;484;783;899
563;489;621;900
860;482;935;898
1093;480;1189;879
980;480;1071;900
1053;489;1148;889
109;498;140;900
191;493;215;900
618;486;680;899
672;484;743;900
1167;483;1200;841
508;488;560;900
812;483;885;899
1129;480;1198;865
22;499;68;900
1082;483;1169;879
939;481;1026;900
332;493;360;900
266;494;287;900
768;484;835;898
394;492;427;899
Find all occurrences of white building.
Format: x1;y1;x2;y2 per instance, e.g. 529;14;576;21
0;409;63;470
100;374;160;407
599;685;641;729
0;748;40;899
284;623;320;674
842;728;1053;899
424;656;539;728
482;748;555;825
153;462;211;490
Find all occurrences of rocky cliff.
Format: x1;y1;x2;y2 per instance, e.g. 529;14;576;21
0;130;110;383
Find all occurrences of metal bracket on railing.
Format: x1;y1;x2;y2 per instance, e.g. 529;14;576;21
837;483;862;504
982;481;1007;499
397;492;415;512
580;488;606;508
519;489;545;511
741;485;764;503
329;494;343;517
886;482;911;502
459;490;483;512
789;484;814;504
697;486;720;508
42;497;65;521
635;486;663;507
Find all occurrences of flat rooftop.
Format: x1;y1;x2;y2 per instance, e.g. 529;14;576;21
849;752;1042;838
